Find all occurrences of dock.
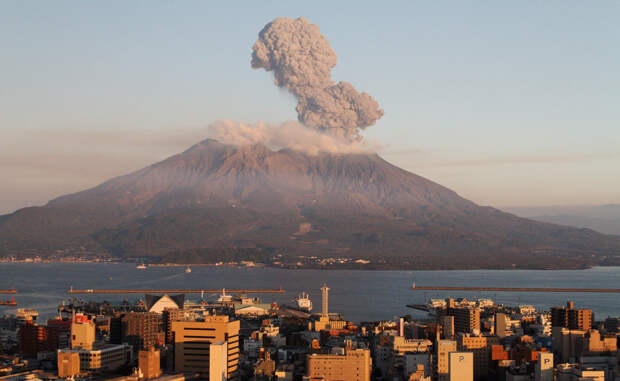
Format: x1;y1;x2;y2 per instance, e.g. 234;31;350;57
0;290;17;294
410;286;620;293
68;288;285;294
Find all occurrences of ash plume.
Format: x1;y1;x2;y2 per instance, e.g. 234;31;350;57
252;17;384;141
207;120;376;155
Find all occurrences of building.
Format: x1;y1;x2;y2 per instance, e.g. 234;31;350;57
436;339;457;381
584;329;617;354
171;315;240;380
306;348;371;381
495;313;508;338
446;307;480;334
139;348;162;380
535;352;553;381
16;308;38;328
553;328;585;362
47;317;72;349
441;316;454;339
121;312;164;351
71;314;95;350
163;308;196;345
145;294;184;314
58;344;132;374
556;363;605;381
448;352;473;381
209;341;227;381
551;301;592;331
457;334;500;379
310;284;347;332
57;350;80;378
18;323;50;357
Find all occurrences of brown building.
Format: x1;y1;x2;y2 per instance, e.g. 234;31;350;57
139;348;162;380
551;301;592;331
57;350;80;378
457;334;500;379
447;307;480;334
163;308;196;344
71;315;95;350
121;312;164;351
171;315;240;380
18;323;50;357
436;340;457;381
306;348;371;381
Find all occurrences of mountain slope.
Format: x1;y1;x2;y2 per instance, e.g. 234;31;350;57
1;139;619;268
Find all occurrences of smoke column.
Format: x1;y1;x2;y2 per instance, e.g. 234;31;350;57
252;17;384;142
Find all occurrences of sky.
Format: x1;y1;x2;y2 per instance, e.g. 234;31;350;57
1;1;619;214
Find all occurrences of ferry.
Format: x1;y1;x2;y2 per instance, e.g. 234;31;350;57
185;266;192;274
136;263;147;270
0;296;17;307
293;292;313;311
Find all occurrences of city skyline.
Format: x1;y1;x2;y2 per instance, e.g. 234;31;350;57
2;1;620;214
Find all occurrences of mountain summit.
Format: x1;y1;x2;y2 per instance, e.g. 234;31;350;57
1;139;619;268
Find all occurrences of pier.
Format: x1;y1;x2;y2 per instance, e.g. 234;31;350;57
68;288;285;294
410;286;620;293
0;290;17;294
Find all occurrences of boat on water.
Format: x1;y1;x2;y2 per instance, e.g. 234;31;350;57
185;266;192;273
136;263;147;270
0;297;17;307
293;292;313;311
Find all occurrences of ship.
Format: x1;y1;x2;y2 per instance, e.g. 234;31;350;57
293;292;313;311
185;266;192;273
0;297;17;307
136;263;147;270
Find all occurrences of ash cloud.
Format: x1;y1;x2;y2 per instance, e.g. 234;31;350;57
207;120;376;155
252;17;384;141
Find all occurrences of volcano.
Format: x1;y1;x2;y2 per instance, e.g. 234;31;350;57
1;139;619;269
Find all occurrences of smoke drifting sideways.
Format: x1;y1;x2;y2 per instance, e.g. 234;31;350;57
207;120;377;155
251;17;384;142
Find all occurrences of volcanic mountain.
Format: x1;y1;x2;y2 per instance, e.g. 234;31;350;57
1;139;619;268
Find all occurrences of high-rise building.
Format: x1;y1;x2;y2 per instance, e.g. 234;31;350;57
71;314;95;350
171;315;240;380
457;334;500;379
495;313;508;338
446;307;480;334
163;308;196;344
448;352;473;381
57;350;80;378
436;339;457;381
535;352;553;381
306;348;371;381
441;316;454;339
139;347;162;380
209;341;228;381
47;318;72;349
18;322;49;357
551;301;592;330
121;312;164;351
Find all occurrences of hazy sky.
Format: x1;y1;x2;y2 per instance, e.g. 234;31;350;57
1;1;619;214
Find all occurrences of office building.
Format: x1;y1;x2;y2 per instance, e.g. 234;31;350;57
171;315;240;380
306;348;371;381
441;316;454;339
446;307;480;334
58;344;132;374
436;339;457;381
57;350;80;378
18;323;49;357
457;334;500;379
495;313;508;338
163;308;196;344
71;314;95;350
121;312;164;351
139;347;162;380
551;301;592;331
448;352;473;381
535;352;553;381
209;341;227;381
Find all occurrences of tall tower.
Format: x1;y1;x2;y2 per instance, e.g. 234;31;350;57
321;284;329;318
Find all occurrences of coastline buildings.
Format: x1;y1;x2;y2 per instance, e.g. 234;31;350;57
306;347;372;381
